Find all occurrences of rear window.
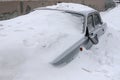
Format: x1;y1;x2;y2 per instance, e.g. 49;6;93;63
38;10;85;33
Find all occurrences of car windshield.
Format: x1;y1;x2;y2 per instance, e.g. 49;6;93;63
37;10;85;33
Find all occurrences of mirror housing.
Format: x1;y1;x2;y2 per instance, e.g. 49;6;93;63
89;34;99;44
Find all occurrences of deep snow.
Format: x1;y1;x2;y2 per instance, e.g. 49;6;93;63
0;3;120;80
46;3;95;12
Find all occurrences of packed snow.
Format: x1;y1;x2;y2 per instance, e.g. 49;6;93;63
0;3;120;80
0;9;84;62
46;3;95;12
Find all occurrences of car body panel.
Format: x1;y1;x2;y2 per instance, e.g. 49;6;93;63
52;37;88;66
34;4;107;66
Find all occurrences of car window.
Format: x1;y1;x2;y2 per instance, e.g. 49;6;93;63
87;15;94;32
94;14;102;26
69;13;85;33
45;10;85;33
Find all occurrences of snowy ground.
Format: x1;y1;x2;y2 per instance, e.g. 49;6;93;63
0;3;120;80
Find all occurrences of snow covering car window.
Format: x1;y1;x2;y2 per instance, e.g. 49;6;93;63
38;10;85;33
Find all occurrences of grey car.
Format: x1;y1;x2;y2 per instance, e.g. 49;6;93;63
35;3;107;66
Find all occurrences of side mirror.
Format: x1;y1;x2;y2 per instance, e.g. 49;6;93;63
89;34;99;44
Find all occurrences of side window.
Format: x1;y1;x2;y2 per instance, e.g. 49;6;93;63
87;15;94;32
94;14;102;26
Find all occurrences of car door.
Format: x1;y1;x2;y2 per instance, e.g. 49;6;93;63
85;13;102;49
93;13;105;37
87;14;95;36
84;14;96;49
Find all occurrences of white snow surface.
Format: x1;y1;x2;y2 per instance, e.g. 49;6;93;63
0;3;120;80
46;3;95;12
101;5;120;30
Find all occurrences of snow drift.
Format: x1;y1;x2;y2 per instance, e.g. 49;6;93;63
0;3;120;80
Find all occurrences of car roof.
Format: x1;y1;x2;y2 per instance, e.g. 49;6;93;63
35;3;97;16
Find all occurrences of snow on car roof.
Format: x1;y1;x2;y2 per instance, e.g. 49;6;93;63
36;3;96;14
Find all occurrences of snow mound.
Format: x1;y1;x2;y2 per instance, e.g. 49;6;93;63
0;3;120;80
0;10;84;62
102;5;120;30
0;3;85;80
46;3;95;12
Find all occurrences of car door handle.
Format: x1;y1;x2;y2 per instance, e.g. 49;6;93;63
89;33;94;37
90;33;94;36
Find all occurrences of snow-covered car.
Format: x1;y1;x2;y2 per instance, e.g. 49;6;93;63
37;3;107;66
0;3;107;67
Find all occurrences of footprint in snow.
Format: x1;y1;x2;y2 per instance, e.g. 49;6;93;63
0;24;3;27
28;27;34;30
23;39;37;47
107;33;113;37
17;22;22;24
0;28;4;31
14;29;24;32
0;52;26;80
7;25;12;27
0;33;7;37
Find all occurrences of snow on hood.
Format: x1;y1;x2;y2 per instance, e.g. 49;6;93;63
0;8;84;64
